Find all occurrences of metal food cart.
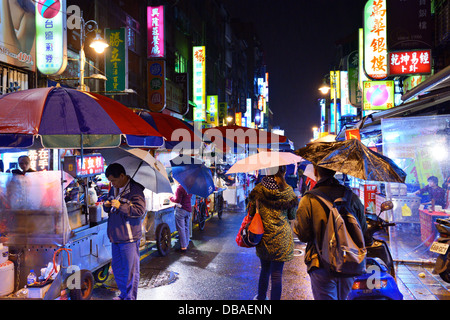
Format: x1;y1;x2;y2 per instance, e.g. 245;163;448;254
0;170;111;300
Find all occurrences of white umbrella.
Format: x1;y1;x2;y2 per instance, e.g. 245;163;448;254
100;148;172;194
226;151;303;174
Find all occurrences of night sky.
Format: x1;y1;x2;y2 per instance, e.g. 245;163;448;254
221;0;368;148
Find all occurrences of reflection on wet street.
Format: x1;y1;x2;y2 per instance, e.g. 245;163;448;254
92;204;314;300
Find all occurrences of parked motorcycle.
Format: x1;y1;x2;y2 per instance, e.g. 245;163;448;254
430;218;450;283
348;201;403;300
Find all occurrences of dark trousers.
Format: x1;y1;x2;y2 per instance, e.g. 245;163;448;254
257;258;285;300
111;241;140;300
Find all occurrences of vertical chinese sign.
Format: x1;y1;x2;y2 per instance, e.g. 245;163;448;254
35;0;67;75
105;28;128;92
147;6;165;58
364;0;387;80
206;95;218;126
193;46;206;122
147;60;166;112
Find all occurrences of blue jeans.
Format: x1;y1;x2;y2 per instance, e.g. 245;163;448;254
309;268;354;300
175;207;191;249
111;241;140;300
257;259;285;300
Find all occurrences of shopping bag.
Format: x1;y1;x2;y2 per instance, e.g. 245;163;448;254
237;200;264;247
235;212;252;248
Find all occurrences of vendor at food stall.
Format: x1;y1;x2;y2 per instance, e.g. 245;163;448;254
414;176;446;208
103;163;146;300
11;156;35;175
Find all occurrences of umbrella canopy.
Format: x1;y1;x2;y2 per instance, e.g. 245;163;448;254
135;110;202;149
100;148;172;194
0;87;164;149
170;156;215;198
295;139;407;183
203;125;287;149
226;151;303;174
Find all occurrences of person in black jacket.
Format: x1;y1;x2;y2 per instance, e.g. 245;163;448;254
103;163;146;300
294;165;368;300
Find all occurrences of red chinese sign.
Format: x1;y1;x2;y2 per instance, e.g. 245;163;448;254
76;155;104;177
388;50;431;76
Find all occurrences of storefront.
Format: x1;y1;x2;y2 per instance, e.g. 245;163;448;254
355;65;450;263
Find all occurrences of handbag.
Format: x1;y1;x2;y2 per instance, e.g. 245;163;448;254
236;200;264;247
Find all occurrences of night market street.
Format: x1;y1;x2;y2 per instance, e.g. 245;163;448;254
91;202;450;301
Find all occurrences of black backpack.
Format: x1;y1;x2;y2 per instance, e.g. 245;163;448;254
307;188;367;276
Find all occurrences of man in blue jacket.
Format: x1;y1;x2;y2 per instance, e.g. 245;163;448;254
103;163;146;300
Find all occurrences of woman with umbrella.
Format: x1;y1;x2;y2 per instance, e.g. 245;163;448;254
247;165;299;300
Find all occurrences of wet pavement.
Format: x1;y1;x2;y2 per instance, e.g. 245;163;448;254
92;202;450;300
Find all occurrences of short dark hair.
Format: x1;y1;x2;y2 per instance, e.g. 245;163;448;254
105;163;126;178
314;165;336;178
428;176;438;184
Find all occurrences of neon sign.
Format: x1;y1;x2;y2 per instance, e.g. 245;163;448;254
147;6;165;58
389;49;431;76
193;46;206;121
35;0;67;75
364;0;387;80
363;80;394;111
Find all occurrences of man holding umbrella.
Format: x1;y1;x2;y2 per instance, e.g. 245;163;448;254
103;163;146;300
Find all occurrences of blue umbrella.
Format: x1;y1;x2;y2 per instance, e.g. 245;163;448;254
170;156;215;198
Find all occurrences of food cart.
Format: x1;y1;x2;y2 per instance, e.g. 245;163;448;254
142;188;177;256
0;169;111;300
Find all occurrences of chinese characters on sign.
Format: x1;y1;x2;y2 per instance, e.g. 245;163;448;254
105;28;127;92
389;49;431;76
206;95;219;126
193;46;206;121
147;6;165;58
28;150;50;171
364;0;387;79
35;0;67;75
76;155;104;176
147;60;166;112
363;80;395;111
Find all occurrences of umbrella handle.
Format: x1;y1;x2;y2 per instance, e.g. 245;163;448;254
131;160;144;180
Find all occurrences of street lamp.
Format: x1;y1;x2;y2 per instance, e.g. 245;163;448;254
318;73;338;134
78;13;109;91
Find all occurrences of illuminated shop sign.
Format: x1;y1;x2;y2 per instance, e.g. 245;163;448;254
364;0;387;80
35;0;68;75
206;95;218;126
193;46;206;121
28;149;50;171
147;6;165;58
363;80;394;111
388;49;431;76
105;28;128;92
64;154;104;177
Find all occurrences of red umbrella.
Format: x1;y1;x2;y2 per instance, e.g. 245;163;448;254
135;110;202;149
203;125;287;149
0;87;164;149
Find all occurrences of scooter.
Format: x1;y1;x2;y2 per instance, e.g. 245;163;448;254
348;201;403;300
430;217;450;283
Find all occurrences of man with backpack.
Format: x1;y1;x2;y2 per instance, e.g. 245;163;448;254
294;165;368;300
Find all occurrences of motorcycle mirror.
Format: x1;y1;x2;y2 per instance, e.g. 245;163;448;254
380;201;394;213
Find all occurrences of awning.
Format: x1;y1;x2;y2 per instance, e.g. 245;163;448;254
402;64;450;102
